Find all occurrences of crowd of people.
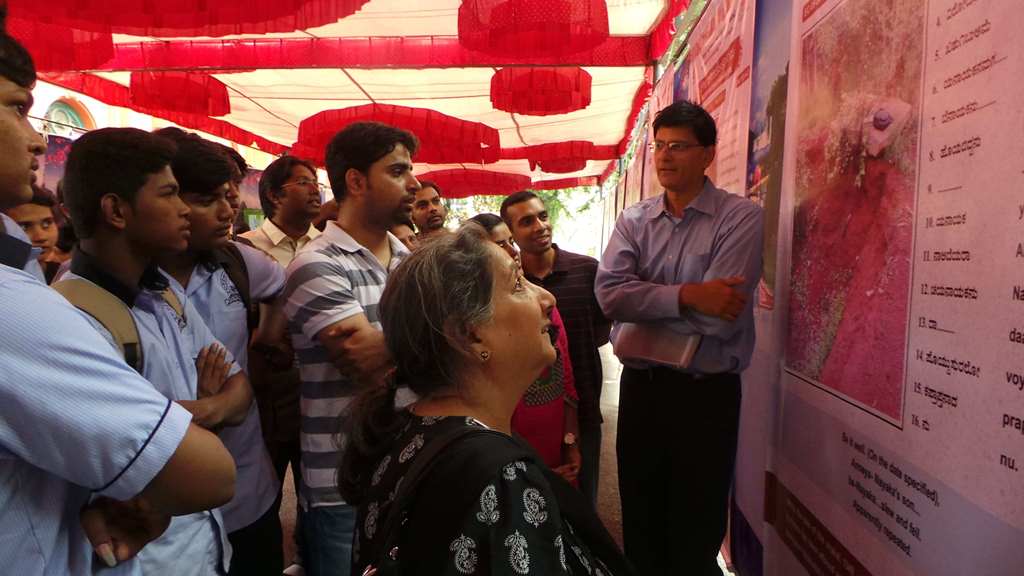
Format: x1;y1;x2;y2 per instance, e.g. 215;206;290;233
2;9;763;576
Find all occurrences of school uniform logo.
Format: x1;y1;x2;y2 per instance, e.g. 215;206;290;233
219;274;243;308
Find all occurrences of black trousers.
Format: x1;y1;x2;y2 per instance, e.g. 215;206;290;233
578;418;603;508
617;367;741;576
228;495;285;576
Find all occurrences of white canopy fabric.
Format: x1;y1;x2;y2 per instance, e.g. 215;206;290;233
29;0;675;182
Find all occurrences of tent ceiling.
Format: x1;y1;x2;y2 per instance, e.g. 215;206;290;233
109;0;668;41
23;0;677;184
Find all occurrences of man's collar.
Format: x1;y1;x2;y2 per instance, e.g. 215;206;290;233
0;213;32;269
322;221;411;261
550;244;572;273
69;247;168;307
648;178;718;219
322;221;362;253
260;218;321;246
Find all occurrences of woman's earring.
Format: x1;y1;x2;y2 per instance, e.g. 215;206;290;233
480;350;491;361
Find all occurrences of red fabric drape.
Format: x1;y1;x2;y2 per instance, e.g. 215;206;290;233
617;71;654;156
502;141;618;168
531;176;600;190
296;104;501;165
490;67;592;116
598;156;618;184
6;17;114;72
87;36;649;72
458;0;609;57
649;0;692;60
501;141;618;174
130;71;231;117
8;0;370;38
39;72;289;155
415;169;531;199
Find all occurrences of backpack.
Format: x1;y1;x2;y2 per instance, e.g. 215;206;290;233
52;243;252;373
52;278;184;373
210;243;256;332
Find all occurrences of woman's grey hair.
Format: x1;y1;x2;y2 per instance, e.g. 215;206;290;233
340;223;503;503
380;223;498;394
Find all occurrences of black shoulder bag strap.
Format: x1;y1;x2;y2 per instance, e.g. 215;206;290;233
367;426;519;575
539;466;637;576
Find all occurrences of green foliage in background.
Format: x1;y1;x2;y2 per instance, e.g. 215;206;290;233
447;187;599;231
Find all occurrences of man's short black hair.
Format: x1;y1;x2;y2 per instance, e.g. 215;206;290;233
154;128;234;198
0;7;36;88
652;100;718;147
218;143;248;181
257;155;318;219
63;128;177;239
418;180;442;197
499;190;540;225
324;122;418;202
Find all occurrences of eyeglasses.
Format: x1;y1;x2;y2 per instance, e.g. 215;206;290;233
282;178;325;193
650;141;706;154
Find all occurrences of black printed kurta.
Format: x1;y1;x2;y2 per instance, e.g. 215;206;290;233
353;413;614;575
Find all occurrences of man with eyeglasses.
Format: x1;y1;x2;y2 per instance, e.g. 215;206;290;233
243;155;323;267
241;154;323;576
595;100;764;575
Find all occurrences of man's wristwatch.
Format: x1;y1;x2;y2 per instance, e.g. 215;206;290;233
562;432;578;447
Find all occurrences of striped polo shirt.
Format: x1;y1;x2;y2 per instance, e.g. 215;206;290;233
283;221;409;507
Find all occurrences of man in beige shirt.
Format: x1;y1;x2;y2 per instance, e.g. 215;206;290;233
239;154;322;576
242;155;323;267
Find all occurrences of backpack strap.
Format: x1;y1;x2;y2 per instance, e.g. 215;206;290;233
211;243;256;332
160;287;184;319
52;278;143;372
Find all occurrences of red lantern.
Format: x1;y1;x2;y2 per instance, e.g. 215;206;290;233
296;104;500;165
502;141;618;174
130;72;231;117
7;0;370;38
459;0;609;58
490;67;592;116
531;176;599;190
5;17;114;72
415;169;531;199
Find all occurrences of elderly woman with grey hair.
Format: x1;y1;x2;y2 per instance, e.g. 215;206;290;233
339;225;632;576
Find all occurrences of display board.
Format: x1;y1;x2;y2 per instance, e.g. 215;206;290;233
766;0;1024;574
676;0;757;193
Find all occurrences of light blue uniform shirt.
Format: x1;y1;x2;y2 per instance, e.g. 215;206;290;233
1;212;44;282
163;242;284;532
0;264;192;576
596;179;765;374
63;264;240;575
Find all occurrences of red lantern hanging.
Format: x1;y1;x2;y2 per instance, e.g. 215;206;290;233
531;176;599;190
490;67;592;116
502;141;618;174
459;0;609;58
5;17;114;72
415;169;532;199
296;104;500;165
39;72;289;155
130;72;231;117
7;0;370;38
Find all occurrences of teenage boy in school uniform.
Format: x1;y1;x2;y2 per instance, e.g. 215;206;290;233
155;127;288;575
0;17;237;575
61;127;254;576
